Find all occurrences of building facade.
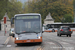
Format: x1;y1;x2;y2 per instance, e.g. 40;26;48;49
44;12;54;24
1;13;11;31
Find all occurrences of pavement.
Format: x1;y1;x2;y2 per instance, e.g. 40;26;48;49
0;31;9;45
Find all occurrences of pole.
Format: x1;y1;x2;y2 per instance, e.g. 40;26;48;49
4;24;6;36
4;14;7;36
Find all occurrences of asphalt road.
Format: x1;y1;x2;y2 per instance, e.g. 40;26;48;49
1;31;75;50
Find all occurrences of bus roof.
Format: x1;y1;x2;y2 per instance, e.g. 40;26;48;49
14;13;41;16
47;23;75;25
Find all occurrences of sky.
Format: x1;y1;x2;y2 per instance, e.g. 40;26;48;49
19;0;28;3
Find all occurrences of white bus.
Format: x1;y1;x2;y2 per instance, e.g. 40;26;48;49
11;13;42;45
44;23;75;32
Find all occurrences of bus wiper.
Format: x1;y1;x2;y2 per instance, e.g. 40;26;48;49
30;31;39;34
21;31;39;34
21;31;31;33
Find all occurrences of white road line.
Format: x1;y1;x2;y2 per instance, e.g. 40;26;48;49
7;45;11;47
4;37;10;45
63;40;73;41
60;42;69;44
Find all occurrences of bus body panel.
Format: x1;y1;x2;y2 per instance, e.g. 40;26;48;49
44;23;75;32
13;13;42;44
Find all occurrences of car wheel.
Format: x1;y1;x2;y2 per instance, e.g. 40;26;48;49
59;34;61;37
69;35;71;37
57;34;59;36
67;35;68;37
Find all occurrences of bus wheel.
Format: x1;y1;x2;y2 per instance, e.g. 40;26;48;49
17;44;21;46
37;42;42;45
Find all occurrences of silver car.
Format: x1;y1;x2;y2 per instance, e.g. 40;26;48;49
9;28;14;36
57;26;72;37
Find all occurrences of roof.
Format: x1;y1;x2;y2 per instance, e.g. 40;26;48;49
44;12;54;21
14;13;41;16
2;13;10;20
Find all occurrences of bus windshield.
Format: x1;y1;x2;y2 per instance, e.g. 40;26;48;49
15;15;41;34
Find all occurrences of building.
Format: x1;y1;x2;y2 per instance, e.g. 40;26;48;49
1;13;11;31
44;12;54;25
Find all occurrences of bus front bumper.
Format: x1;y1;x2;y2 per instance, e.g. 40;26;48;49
14;39;42;44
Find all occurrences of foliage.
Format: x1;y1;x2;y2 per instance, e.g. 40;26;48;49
0;0;23;20
23;0;73;23
63;14;73;22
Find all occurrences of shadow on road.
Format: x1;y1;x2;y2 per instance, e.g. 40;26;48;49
15;43;41;47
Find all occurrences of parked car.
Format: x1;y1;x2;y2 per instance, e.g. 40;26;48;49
57;26;72;37
9;28;14;36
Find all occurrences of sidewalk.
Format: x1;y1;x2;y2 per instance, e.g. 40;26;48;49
0;31;9;45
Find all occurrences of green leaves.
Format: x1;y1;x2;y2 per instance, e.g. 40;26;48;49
23;0;73;23
0;0;23;20
64;14;73;22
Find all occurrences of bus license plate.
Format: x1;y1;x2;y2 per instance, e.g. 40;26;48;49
26;40;30;42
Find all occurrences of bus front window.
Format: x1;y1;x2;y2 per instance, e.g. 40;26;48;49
15;16;40;34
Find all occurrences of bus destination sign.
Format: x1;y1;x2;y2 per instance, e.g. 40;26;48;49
16;16;39;19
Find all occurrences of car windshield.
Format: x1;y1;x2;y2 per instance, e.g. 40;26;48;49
62;27;70;30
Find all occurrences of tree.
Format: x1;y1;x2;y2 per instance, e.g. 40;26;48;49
63;14;73;22
23;0;73;23
0;0;23;20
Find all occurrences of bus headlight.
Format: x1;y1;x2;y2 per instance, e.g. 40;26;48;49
38;36;41;39
16;37;19;40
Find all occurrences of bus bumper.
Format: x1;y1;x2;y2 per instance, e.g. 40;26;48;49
14;39;42;44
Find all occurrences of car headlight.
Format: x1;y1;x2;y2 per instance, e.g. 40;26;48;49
16;37;19;40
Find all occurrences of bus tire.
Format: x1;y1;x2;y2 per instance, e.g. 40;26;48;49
17;44;21;46
37;42;42;45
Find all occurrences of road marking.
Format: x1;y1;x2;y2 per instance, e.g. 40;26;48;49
4;37;10;45
7;45;11;47
37;47;43;50
63;40;73;42
60;42;69;44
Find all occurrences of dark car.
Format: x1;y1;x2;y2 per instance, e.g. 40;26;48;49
57;26;72;37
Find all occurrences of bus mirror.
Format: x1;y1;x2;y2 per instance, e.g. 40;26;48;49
11;17;14;25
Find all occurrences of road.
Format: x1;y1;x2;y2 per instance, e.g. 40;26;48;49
0;32;75;50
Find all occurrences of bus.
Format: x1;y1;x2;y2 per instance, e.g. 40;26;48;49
11;13;42;45
44;23;75;32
